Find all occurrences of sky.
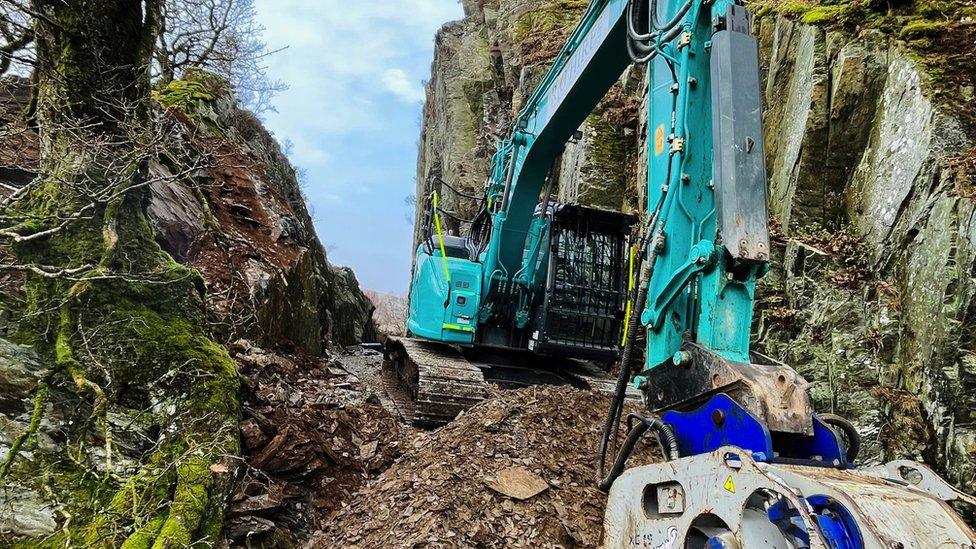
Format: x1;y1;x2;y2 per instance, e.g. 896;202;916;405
253;1;465;295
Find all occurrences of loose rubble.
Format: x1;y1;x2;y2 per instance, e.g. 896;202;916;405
226;341;411;546
313;386;659;548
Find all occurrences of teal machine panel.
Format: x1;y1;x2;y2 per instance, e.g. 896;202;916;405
407;242;483;345
641;0;769;367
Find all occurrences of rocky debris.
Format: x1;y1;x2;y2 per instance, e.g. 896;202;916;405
226;341;411;547
151;74;377;351
0;485;57;537
315;386;659;548
0;339;44;413
0;340;58;538
485;466;550;500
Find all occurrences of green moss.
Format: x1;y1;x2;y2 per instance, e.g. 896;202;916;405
578;115;628;209
899;19;950;39
914;0;955;18
801;5;844;24
151;69;230;136
152;69;227;111
513;0;589;43
8;3;242;547
153;457;214;547
120;514;167;549
777;1;813;17
0;382;48;478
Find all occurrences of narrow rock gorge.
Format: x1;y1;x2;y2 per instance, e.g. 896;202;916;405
414;0;976;497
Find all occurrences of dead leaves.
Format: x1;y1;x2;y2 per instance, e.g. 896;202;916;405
315;386;659;548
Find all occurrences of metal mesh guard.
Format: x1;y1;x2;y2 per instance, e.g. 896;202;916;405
538;204;636;356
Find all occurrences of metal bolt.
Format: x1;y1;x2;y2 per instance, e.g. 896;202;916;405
712;409;726;427
672;351;691;366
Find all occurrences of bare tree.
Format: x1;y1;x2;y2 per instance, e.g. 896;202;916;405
0;0;284;112
365;290;408;336
156;0;285;113
0;1;240;545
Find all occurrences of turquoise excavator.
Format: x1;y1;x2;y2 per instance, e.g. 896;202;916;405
388;0;976;546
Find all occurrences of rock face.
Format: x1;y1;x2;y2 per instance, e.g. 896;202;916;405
0;73;376;353
414;0;640;247
150;74;378;351
756;15;976;495
416;4;976;496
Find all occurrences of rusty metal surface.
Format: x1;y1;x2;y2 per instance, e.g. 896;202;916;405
642;342;816;434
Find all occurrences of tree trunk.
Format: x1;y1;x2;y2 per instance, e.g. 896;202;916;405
1;1;240;546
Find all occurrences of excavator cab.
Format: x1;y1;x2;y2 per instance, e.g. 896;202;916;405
406;228;482;345
409;185;635;359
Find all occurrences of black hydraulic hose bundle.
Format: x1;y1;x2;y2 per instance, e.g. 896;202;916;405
821;413;862;463
626;0;691;63
598;414;680;492
596;197;671;491
596;30;681;486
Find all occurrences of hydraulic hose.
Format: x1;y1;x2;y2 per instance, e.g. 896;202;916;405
821;414;861;463
596;222;666;491
628;0;691;42
626;0;686;64
599;0;690;490
598;414;679;492
651;0;694;34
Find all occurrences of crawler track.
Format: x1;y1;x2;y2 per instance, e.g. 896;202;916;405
385;337;639;427
384;337;487;427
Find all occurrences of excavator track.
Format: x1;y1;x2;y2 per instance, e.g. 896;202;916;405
384;337;639;427
384;337;488;427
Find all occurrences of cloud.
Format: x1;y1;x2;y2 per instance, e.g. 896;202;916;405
252;0;463;293
382;68;425;103
254;0;458;135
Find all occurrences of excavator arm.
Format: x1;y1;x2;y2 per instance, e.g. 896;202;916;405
481;0;632;285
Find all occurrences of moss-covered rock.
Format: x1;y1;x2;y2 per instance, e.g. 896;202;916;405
755;11;976;499
1;3;240;546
